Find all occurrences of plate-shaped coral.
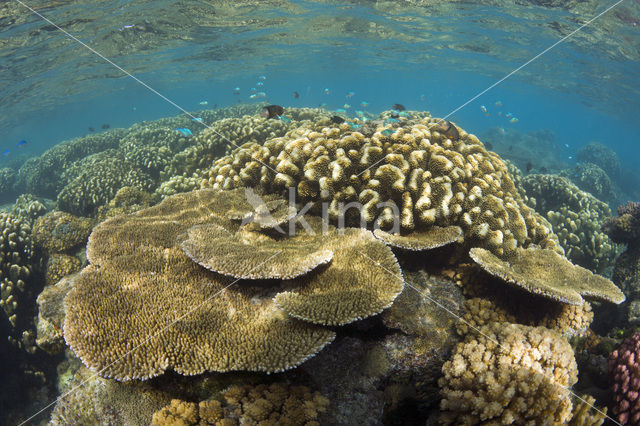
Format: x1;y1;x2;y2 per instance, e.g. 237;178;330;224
180;223;333;279
65;189;336;380
469;247;625;305
373;226;462;251
275;227;404;326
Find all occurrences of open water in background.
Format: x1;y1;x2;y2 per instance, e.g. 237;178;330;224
0;0;639;167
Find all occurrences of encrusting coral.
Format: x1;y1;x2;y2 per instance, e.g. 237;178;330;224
151;383;330;426
63;188;402;380
203;116;559;259
439;322;579;424
522;173;619;273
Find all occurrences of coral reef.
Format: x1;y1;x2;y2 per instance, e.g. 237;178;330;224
563;162;615;203
604;202;640;324
0;167;16;197
203;117;559;258
154;173;202;200
151;383;330;426
32;211;93;255
0;210;36;329
63;188;404;380
576;142;622;182
469;247;624;305
43;254;82;286
522;174;619;273
35;274;75;354
15;129;124;197
609;332;640;425
56;150;155;216
439;322;578;424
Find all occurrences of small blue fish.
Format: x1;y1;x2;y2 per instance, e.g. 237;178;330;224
509;117;519;124
381;129;394;136
320;103;327;108
2;149;9;156
399;111;409;117
495;100;503;107
191;117;203;123
175;128;193;137
346;91;355;98
360;101;369;107
419;94;425;101
343;103;350;109
324;88;330;95
256;82;264;86
258;75;266;80
233;87;240;95
335;108;347;114
355;110;365;117
385;118;399;124
17;140;27;148
349;123;362;130
278;116;291;123
199;101;208;106
506;112;513;118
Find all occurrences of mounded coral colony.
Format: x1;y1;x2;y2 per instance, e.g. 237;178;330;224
16;110;624;424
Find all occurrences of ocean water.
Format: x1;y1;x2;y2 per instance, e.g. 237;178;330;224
1;0;640;424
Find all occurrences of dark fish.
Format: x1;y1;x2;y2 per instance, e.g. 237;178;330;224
213;104;217;109
539;167;548;173
293;91;300;99
526;161;533;173
330;115;345;124
88;127;95;132
262;105;285;119
102;124;110;129
485;142;493;150
17;140;27;148
390;112;400;119
392;103;406;111
434;120;460;140
508;145;513;151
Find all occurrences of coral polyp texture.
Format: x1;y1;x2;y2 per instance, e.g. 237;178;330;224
469;247;624;305
202;117;559;258
602;201;640;245
439;322;578;424
63;188;402;380
151;383;330;426
609;332;640;425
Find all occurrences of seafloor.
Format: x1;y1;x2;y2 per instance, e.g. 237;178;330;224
1;104;640;425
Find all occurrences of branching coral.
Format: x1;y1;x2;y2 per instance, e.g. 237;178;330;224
151;383;330;426
439;322;578;424
523;174;619;273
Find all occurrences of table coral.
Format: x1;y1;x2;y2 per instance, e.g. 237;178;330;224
203;117;559;259
439;322;578;424
64;188;402;380
469;247;624;305
522;173;619;273
609;332;640;425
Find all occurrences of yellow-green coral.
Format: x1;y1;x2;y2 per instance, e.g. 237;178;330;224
33;211;93;254
151;383;329;426
522;174;620;273
439;322;578;424
0;211;34;328
373;225;462;250
44;254;82;286
64;189;336;380
469;247;625;305
180;223;334;279
202;117;559;258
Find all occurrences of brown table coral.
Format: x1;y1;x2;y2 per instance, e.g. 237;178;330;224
63;188;403;381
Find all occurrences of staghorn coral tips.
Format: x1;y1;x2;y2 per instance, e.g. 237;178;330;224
180;223;334;279
469;247;625;305
373;225;462;251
